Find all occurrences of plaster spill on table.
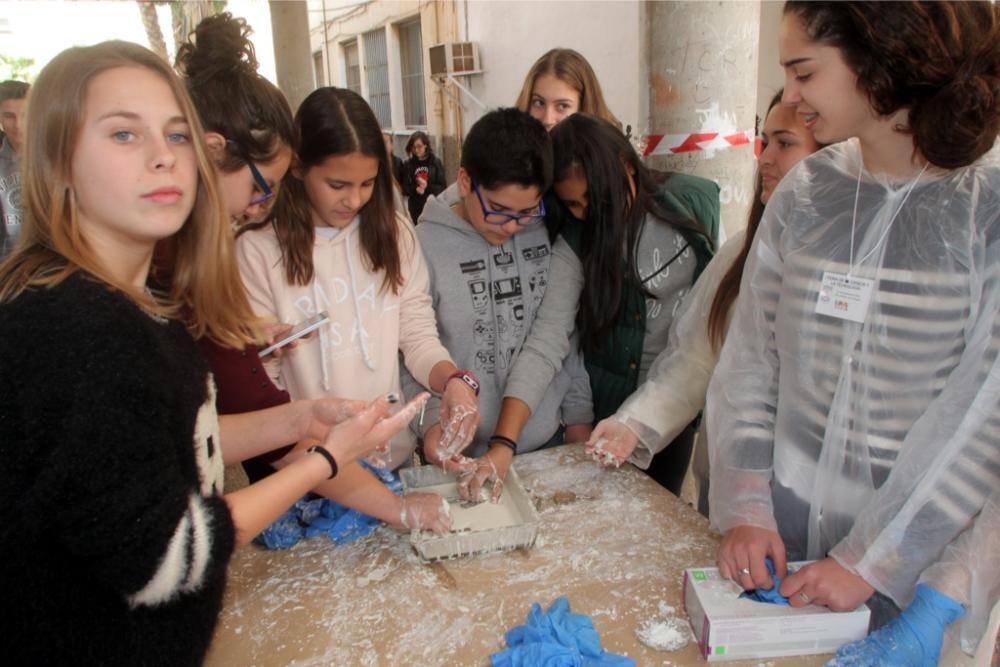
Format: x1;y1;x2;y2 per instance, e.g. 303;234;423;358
208;446;726;666
636;616;692;652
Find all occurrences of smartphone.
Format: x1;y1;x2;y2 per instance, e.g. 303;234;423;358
258;311;330;358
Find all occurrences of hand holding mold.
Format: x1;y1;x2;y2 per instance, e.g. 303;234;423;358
399;492;453;535
457;445;512;504
422;422;479;475
585;418;639;467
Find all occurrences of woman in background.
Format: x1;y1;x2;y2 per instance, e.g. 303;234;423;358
401;130;446;223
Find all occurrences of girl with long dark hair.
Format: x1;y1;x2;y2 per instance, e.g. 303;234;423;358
238;88;480;472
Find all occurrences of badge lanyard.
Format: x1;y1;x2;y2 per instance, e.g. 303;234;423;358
815;159;928;324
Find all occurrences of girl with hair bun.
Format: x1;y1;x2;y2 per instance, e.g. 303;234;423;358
708;2;1000;664
175;12;294;227
175;14;451;538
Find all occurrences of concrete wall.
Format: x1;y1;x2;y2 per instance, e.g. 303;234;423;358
646;1;761;239
460;1;643;132
757;0;785;123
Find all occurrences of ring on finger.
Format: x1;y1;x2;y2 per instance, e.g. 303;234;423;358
739;567;751;575
799;591;810;603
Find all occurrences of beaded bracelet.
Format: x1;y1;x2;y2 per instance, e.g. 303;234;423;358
488;434;518;454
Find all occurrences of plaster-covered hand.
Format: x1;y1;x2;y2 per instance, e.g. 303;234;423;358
399;492;453;534
825;584;965;667
422;423;478;475
301;397;367;441
458;445;513;504
585;418;639;467
717;524;788;592
438;379;480;459
781;558;875;612
321;393;429;469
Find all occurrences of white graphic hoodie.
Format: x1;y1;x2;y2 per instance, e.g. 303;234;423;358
236;212;452;468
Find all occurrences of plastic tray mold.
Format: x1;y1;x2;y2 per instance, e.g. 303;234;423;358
399;464;541;561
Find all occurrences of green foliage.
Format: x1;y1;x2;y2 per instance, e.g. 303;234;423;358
0;54;35;82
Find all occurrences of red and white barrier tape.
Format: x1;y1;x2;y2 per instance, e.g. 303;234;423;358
643;130;755;157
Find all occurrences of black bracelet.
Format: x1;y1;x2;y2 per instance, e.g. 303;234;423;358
307;445;338;479
489;435;517;454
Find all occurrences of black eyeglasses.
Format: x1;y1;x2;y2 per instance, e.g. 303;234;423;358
226;140;274;206
472;180;545;226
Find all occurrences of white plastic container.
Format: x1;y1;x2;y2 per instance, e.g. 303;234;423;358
683;563;871;662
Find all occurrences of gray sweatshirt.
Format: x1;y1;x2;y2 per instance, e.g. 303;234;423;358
0;138;22;259
402;189;593;456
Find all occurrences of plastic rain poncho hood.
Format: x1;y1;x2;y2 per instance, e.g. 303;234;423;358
707;139;1000;652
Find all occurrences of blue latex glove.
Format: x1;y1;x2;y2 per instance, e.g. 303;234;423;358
255;461;402;550
740;557;790;606
491;597;635;667
825;584;965;667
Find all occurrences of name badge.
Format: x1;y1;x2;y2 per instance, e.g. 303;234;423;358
815;271;874;324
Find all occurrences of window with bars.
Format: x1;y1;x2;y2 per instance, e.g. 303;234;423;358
343;40;361;96
362;28;391;128
397;19;426;127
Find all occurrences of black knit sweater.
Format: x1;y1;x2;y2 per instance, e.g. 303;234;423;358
0;274;235;666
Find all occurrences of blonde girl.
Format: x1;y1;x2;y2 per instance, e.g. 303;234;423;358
0;41;421;664
515;48;621;131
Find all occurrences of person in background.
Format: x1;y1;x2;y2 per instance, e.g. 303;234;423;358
515;48;621;132
409;108;593;502
401;129;446;224
175;13;449;535
238;87;480;473
709;2;1000;664
0;40;422;665
0;79;29;259
585;91;823;516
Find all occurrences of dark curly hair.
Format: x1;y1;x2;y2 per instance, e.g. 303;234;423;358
176;12;294;172
784;0;1000;169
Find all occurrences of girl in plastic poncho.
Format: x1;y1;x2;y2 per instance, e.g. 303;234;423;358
707;2;1000;664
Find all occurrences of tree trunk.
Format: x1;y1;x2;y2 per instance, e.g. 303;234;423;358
136;2;168;61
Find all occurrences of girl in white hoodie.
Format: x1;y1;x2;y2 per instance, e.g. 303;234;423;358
237;87;480;470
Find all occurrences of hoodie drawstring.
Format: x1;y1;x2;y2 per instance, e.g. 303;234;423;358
345;224;376;372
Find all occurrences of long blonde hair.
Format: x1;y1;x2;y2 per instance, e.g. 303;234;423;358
515;48;621;130
0;41;257;348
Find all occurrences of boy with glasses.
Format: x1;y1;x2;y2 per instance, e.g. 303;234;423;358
405;108;593;501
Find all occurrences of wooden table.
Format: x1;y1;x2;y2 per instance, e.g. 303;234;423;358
206;445;826;666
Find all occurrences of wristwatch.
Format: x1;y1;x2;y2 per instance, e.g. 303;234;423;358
446;369;481;396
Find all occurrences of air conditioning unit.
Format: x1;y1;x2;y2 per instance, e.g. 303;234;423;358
429;41;482;78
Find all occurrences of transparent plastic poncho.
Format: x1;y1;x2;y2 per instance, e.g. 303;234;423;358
707;139;1000;649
